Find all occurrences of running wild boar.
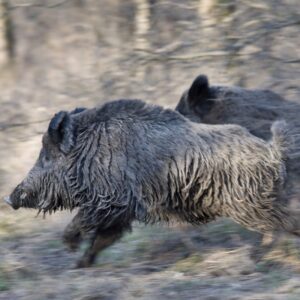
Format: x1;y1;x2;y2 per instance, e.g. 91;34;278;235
5;99;300;267
175;74;299;138
176;74;300;191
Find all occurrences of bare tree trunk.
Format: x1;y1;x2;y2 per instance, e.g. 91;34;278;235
0;0;13;67
0;0;7;66
134;0;150;51
198;0;216;28
134;0;150;80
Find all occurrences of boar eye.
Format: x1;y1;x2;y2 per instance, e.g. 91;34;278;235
38;149;51;168
44;152;52;164
44;152;50;161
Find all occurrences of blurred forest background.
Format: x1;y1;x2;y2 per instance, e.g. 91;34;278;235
0;0;300;299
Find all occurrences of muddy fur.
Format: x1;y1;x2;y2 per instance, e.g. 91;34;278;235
6;99;300;267
176;74;300;183
176;75;300;261
175;74;299;139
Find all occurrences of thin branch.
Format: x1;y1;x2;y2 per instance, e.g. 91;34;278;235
8;0;72;10
148;1;196;10
133;47;263;62
0;119;50;131
269;55;300;64
272;20;300;30
284;59;300;64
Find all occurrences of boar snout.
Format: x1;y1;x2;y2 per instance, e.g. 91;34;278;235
5;182;34;210
4;195;20;210
4;195;12;205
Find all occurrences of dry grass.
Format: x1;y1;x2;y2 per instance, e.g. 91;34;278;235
0;208;300;299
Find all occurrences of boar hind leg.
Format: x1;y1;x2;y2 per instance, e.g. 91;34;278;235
76;224;131;268
250;232;280;262
230;205;300;260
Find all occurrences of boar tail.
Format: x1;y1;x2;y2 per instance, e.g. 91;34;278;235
277;207;300;237
270;120;300;160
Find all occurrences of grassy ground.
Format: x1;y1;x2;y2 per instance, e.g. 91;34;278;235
0;205;300;300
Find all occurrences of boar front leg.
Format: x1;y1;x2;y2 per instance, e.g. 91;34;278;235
63;211;84;251
75;224;132;268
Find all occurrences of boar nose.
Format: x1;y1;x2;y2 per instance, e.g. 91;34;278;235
4;196;12;206
4;196;19;210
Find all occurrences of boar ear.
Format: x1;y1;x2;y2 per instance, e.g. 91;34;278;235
187;74;211;107
70;107;86;115
48;111;74;153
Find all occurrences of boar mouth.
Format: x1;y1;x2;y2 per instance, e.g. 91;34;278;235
4;196;20;210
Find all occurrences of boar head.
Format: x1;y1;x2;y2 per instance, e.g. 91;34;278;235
175;74;285;139
4;109;84;213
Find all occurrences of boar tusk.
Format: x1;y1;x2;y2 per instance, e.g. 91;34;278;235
4;196;12;206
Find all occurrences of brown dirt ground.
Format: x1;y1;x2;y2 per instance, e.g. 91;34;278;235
1;207;300;300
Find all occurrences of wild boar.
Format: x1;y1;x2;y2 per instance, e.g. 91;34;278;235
176;74;300;191
5;99;300;267
176;74;300;138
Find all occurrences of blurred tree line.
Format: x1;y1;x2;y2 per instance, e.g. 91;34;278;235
0;0;299;197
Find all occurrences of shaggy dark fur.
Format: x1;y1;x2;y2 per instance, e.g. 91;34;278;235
175;74;299;139
176;74;300;192
5;99;300;267
176;75;300;259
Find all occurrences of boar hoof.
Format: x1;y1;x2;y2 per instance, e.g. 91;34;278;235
63;232;82;252
250;248;265;263
74;258;94;269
